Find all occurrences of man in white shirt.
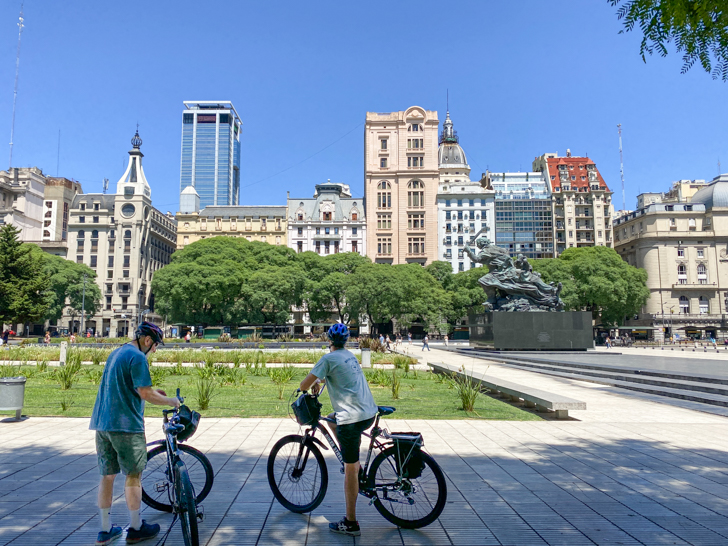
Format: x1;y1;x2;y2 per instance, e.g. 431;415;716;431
300;323;378;536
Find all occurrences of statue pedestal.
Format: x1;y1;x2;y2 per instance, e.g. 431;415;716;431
468;311;593;351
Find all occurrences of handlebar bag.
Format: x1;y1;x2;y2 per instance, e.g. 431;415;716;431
291;393;322;426
177;405;201;442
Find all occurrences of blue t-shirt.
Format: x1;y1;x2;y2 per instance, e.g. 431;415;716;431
89;344;152;433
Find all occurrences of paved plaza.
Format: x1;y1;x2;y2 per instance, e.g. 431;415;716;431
3;349;728;545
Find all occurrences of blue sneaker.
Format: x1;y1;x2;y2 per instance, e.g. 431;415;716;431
96;525;122;545
125;521;160;544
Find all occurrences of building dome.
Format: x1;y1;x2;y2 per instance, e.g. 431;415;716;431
437;112;469;170
690;174;728;209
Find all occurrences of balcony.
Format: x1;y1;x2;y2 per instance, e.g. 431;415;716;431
672;282;718;290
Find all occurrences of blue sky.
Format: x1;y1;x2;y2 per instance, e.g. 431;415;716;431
0;0;726;213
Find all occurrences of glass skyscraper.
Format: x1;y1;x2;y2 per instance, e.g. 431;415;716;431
180;101;242;208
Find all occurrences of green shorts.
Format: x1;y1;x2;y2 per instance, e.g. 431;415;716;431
95;431;147;476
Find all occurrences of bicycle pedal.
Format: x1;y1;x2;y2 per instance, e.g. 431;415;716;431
197;505;204;521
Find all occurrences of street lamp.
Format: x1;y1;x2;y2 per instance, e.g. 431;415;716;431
81;273;87;335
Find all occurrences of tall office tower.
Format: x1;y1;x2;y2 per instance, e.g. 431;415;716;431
179;101;242;208
364;106;439;265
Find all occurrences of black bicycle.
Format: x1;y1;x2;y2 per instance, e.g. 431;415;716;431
141;389;214;546
267;387;447;529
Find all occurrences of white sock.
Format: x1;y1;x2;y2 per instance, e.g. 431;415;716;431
100;508;111;533
129;509;141;531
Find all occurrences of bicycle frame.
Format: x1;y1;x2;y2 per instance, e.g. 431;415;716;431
145;406;187;501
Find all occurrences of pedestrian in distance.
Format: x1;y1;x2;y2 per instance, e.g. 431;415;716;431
2;329;10;347
605;336;611;349
378;333;384;346
711;336;717;349
422;335;430;351
444;334;449;348
89;321;180;545
185;331;191;343
408;332;412;346
44;332;50;344
385;335;391;351
300;323;378;537
70;333;76;344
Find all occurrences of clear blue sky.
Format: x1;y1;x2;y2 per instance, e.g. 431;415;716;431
1;0;726;213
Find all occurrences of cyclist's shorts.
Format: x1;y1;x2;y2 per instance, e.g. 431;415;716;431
95;431;147;476
337;416;375;464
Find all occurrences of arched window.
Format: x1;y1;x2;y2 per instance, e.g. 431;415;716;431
44;210;52;218
697;263;708;284
699;296;709;314
77;230;85;239
408;180;424;208
91;230;99;239
377;181;391;209
43;230;50;237
679;296;689;314
677;263;687;284
124;230;132;239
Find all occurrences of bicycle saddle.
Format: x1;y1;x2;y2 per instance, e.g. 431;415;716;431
378;406;396;416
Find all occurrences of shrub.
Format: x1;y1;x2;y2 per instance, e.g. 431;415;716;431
37;360;49;373
149;366;167;386
391;371;400;400
0;363;21;378
59;394;75;412
55;354;82;390
451;372;480;412
195;363;216;380
86;367;104;386
195;377;217;410
269;365;296;400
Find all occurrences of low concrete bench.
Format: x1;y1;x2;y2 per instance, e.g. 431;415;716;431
428;362;587;419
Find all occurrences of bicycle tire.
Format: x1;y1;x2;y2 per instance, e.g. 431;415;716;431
267;434;328;513
175;462;199;546
367;446;447;529
142;444;214;512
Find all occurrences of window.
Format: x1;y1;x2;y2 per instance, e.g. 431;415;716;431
200;219;207;231
325;227;330;235
697;248;704;258
381;139;387;150
380;158;387;168
445;211;451;220
678;264;687;284
76;255;83;264
689;218;696;228
408;213;425;230
261;218;267;231
297;227;303;236
297;241;303;253
677;248;684;257
408;237;425;255
698;263;708;284
334;227;339;235
410;124;419;132
351;212;358;220
325;241;330;255
469;199;474;207
352;227;357;235
457;199;462;207
183;236;189;245
315;241;321;254
261;235;267;243
215;218;222;231
377;237;392;255
445;200;451;207
93;216;99;224
275;236;281;245
377;213;391;230
231;218;237;231
352;241;358;253
699;296;709;314
107;270;113;279
377;181;391;209
106;296;112;311
123;256;130;268
323;212;332;221
79;216;85;223
408;180;424;208
459;263;464;272
246;218;252;231
80;203;86;211
90;256;97;268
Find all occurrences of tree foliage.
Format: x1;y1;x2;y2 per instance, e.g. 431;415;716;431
532;246;649;327
0;225;51;325
610;0;728;81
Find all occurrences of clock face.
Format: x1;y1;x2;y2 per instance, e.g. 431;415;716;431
121;204;135;218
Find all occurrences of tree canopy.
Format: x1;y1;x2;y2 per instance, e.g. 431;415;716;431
610;0;728;81
0;225;51;326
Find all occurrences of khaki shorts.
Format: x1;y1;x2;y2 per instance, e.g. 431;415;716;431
95;431;147;476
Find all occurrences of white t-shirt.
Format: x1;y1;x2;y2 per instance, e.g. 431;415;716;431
310;348;378;425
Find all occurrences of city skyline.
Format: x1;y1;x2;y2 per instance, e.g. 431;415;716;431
0;1;726;214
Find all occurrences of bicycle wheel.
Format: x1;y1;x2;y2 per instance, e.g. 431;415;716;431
175;462;199;546
142;444;214;512
267;434;328;513
367;446;447;529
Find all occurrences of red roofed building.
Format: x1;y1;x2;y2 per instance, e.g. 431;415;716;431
533;151;614;255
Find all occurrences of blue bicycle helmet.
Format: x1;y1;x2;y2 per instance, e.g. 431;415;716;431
327;323;349;347
135;321;165;345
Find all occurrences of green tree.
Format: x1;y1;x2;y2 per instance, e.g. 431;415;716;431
36;249;101;322
446;267;488;325
533;246;649;327
0;225;50;326
425;260;455;289
610;0;728;81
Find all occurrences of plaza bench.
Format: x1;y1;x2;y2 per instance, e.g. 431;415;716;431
428;362;587;419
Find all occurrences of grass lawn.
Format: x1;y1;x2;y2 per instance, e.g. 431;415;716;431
1;364;542;421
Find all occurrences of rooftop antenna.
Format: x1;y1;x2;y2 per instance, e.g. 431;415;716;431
8;1;25;169
618;123;625;211
102;178;109;194
447;89;449;112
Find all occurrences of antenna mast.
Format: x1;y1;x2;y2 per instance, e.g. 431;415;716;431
618;123;625;211
9;2;25;169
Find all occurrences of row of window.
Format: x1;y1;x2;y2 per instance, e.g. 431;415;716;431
197;218;283;231
677;295;710;314
375;237;426;255
676;263;709;284
446;211;484;220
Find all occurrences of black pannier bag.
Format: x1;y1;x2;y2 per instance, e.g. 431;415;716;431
390;432;426;479
291;392;322;426
177;405;201;443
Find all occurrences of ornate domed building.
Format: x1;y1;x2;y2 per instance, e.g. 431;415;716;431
436;111;494;273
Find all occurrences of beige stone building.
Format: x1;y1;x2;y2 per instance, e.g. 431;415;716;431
176;187;287;250
0;167;46;241
615;174;728;342
39;177;84;258
533;152;614;255
364;106;439;265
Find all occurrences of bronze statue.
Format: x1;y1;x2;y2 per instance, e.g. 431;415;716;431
464;237;564;312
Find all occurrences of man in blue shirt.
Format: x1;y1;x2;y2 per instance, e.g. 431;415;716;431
89;322;179;545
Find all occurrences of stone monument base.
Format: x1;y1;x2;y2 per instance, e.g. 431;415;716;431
468;311;593;350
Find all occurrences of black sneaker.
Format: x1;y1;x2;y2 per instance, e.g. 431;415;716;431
329;517;361;536
96;526;122;546
125;521;160;544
